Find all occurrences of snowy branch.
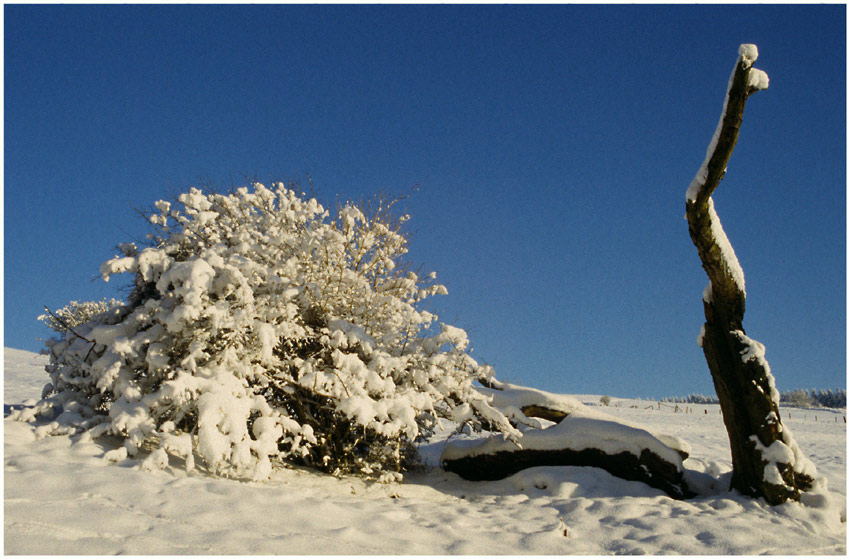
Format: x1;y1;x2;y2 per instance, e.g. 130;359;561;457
685;44;769;326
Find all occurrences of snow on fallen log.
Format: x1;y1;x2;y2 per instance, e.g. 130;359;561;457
479;380;691;460
441;415;694;499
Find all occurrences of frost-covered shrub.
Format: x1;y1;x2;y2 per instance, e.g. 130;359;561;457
780;388;846;409
38;299;123;333
780;389;818;409
662;394;720;405
20;182;518;481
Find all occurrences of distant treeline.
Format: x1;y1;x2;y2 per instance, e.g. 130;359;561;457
662;388;846;409
661;393;720;405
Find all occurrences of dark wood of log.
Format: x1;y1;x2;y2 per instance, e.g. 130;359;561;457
442;447;695;500
520;404;568;423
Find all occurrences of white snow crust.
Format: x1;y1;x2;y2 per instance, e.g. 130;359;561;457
732;329;778;403
478;381;691;458
440;415;684;469
4;348;846;555
685;62;737;203
708;197;746;293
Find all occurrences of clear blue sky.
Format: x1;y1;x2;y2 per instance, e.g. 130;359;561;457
4;4;845;398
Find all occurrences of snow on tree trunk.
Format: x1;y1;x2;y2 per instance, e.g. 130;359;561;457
685;45;821;505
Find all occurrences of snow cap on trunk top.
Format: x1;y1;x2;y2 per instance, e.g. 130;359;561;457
738;44;759;67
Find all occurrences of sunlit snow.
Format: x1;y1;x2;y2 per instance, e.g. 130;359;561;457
4;347;845;555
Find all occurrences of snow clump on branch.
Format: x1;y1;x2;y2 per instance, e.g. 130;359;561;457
17;182;518;481
38;299;124;333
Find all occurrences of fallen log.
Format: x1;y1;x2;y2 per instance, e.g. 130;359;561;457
479;381;691;460
441;416;694;500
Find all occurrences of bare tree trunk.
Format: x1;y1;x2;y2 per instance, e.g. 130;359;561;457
685;45;816;505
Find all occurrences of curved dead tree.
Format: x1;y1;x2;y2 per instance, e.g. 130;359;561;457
686;45;818;505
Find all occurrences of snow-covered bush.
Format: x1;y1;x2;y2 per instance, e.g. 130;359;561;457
781;389;819;409
780;388;846;409
662;394;720;405
20;182;517;481
38;299;123;333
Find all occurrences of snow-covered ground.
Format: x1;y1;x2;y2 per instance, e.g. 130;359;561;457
4;347;846;554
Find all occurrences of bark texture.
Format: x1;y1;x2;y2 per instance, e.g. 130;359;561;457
685;46;813;505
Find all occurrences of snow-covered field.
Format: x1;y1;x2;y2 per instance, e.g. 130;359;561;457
4;347;846;555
